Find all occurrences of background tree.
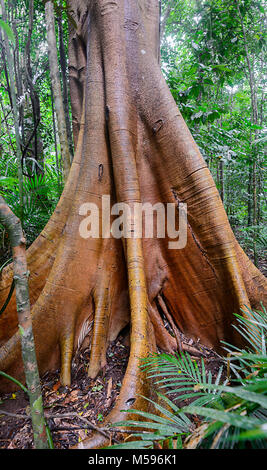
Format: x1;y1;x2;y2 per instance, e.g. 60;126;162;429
45;0;71;182
160;0;266;266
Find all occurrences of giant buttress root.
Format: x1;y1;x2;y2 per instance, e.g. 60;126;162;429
0;0;266;447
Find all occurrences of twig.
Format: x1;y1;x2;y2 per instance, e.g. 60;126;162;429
181;343;206;357
158;294;183;353
46;412;120;443
0;409;120;444
0;410;30;419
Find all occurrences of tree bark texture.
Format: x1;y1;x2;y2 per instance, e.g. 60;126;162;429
45;0;71;182
57;11;74;160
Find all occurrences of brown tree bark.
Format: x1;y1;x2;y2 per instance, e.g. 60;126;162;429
0;0;266;448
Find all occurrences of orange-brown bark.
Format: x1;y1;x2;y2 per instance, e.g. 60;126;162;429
0;0;266;448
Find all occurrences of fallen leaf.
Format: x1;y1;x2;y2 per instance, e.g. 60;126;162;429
64;390;79;404
52;381;61;392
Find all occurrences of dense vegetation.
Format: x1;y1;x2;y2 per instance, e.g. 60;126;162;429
110;305;267;449
160;0;266;266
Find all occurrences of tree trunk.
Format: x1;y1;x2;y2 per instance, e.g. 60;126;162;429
45;0;71;183
0;0;24;220
248;162;252;227
57;11;74;161
235;0;259;266
25;0;44;175
0;197;49;449
50;84;62;191
0;0;266;449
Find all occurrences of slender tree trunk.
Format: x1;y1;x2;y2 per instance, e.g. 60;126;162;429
45;0;71;183
0;0;23;220
13;19;25;148
253;157;258;266
0;97;16;156
248;162;252;227
160;0;175;42
236;0;258;266
50;84;61;191
0;197;49;449
0;29;12;106
57;11;74;161
219;160;224;203
257;89;265;228
25;0;44;175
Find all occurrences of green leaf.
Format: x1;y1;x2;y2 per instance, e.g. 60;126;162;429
258;5;265;14
235;425;267;441
181;405;262;430
197;382;267;408
0;19;15;44
0;371;28;394
112;419;178;435
0;177;18;188
212;64;232;73
107;440;153;449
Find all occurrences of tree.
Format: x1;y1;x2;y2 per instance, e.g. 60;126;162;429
0;196;49;449
0;0;266;449
0;0;23;219
45;0;71;182
160;0;266;264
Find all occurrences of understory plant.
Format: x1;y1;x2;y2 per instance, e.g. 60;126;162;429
109;304;267;449
0;160;62;247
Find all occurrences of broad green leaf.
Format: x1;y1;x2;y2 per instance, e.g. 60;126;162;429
181;405;262;430
0;19;15;43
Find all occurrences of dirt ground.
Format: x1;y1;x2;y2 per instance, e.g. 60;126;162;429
0;329;226;449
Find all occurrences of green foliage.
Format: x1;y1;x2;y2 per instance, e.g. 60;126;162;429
0;0;67;250
108;392;192;449
223;304;267;379
160;0;266;264
140;352;226;407
0;0;265;451
0;161;63;247
108;305;267;449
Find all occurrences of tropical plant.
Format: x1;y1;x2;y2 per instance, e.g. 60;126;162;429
0;161;63;246
109;304;267;449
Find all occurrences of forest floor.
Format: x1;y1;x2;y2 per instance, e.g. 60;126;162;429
0;237;265;449
0;330;225;449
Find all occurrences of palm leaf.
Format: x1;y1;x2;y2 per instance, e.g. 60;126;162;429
181;404;262;429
